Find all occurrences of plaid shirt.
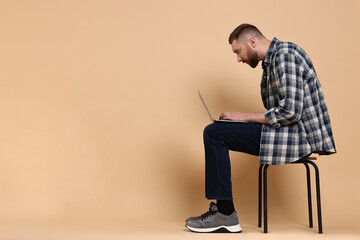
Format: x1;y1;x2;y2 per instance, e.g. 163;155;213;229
260;38;336;165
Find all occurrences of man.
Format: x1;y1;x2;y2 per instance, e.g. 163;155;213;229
185;24;336;233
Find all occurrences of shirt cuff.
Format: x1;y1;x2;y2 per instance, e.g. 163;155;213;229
265;108;281;128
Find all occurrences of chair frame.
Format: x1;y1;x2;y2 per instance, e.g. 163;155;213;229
258;157;323;234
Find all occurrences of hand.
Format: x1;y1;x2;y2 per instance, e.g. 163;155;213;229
219;111;248;121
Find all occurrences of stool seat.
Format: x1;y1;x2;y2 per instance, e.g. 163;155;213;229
301;157;317;161
258;157;323;234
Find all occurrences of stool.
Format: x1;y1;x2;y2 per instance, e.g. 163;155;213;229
258;157;323;233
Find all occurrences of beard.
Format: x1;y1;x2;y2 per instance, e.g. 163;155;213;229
247;47;260;68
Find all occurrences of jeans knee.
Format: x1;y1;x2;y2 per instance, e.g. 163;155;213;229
203;123;217;141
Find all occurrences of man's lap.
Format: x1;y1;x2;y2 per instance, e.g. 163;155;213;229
204;122;262;156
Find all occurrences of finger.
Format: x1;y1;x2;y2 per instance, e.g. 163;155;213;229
221;113;230;120
222;116;233;120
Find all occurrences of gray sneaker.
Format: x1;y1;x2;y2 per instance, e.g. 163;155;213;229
185;203;242;233
185;202;217;223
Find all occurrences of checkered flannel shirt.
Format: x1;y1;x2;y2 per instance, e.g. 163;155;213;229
260;38;336;165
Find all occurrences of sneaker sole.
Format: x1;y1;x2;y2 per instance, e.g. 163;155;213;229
186;224;242;233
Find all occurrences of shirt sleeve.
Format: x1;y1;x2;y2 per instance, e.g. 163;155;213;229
265;53;304;128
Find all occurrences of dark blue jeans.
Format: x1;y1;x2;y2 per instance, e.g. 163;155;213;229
204;122;263;200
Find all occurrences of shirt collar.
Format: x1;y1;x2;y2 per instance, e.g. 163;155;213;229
262;37;278;69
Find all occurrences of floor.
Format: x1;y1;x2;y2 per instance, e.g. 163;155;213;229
0;221;359;240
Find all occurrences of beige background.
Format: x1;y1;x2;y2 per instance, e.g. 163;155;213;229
0;0;359;239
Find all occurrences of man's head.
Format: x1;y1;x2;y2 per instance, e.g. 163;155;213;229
228;24;267;68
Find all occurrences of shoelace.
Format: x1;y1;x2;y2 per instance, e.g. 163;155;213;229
200;209;215;221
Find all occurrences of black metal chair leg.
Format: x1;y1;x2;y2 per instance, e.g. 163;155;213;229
307;161;323;234
263;165;269;233
258;164;264;227
303;162;313;228
258;158;323;234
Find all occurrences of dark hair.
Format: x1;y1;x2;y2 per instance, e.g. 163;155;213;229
228;24;264;44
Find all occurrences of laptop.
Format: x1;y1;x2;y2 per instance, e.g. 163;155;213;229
198;90;247;123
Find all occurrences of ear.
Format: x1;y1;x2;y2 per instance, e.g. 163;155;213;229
248;37;256;49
